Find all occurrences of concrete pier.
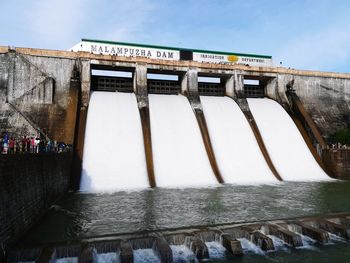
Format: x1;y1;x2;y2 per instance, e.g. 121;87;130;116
152;238;173;263
134;64;156;187
267;224;303;247
119;241;133;263
236;98;283;181
221;234;243;256
36;247;55;263
185;236;209;260
185;67;224;183
78;244;94;263
292;221;329;244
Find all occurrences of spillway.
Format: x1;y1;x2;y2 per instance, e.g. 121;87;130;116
200;96;278;184
80;91;148;192
247;98;330;181
148;94;217;187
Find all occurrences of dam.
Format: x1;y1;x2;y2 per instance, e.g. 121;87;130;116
0;39;350;262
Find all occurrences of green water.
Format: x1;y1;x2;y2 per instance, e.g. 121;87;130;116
17;181;350;261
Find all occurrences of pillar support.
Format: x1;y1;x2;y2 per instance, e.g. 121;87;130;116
134;64;156;187
185;67;224;184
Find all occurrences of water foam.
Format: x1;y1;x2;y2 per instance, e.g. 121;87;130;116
149;94;217;187
201;96;278;184
81;91;148;192
238;238;265;255
56;258;78;263
248;98;330;181
133;249;160;263
170;245;197;262
205;241;226;259
95;252;120;263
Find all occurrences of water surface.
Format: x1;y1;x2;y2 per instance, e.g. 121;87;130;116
19;181;350;246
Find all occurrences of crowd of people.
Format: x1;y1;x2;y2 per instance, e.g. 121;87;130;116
0;132;71;154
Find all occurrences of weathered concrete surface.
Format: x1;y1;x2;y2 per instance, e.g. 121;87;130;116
2;46;349;79
1;46;350;145
316;219;350;240
36;247;55;263
240;226;274;251
267;224;303;247
221;234;243;256
119;241;133;263
0;51;79;144
78;244;94;263
235;98;283;181
185;68;224;183
134;63;156;187
185;236;209;260
152;238;173;263
292;221;329;243
0;153;73;248
267;75;350;140
321;148;350;178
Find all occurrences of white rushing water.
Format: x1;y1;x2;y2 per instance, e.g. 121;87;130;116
201;96;278;184
80;91;149;192
247;98;330;181
56;258;78;263
238;238;265;255
170;245;197;262
149;94;217;187
95;252;120;263
133;249;160;263
205;241;227;259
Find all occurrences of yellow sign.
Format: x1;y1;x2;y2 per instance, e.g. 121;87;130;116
227;55;239;62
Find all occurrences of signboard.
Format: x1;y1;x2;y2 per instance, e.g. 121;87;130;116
192;52;272;67
71;40;180;61
70;39;273;67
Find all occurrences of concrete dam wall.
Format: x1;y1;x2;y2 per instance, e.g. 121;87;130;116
0;47;349;145
0;45;349;247
0;51;82;144
0;48;349;186
0;153;72;247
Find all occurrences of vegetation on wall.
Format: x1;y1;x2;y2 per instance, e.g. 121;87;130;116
328;128;350;145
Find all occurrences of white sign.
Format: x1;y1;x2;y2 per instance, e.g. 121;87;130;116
71;41;180;61
71;40;273;67
193;52;273;67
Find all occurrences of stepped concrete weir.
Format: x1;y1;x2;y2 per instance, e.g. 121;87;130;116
6;213;350;262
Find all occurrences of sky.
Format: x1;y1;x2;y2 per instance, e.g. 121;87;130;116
1;0;350;73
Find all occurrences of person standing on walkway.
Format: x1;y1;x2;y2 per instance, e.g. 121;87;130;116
35;137;40;153
30;137;35;153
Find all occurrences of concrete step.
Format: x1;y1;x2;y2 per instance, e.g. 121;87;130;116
221;233;243;256
267;223;303;247
292;221;329;244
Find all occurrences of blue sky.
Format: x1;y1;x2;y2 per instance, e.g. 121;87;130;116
1;0;350;73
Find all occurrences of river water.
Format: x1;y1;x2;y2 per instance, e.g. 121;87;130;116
19;181;350;247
